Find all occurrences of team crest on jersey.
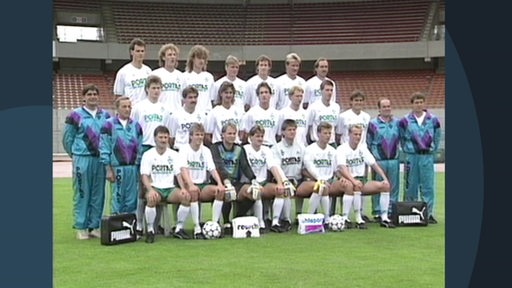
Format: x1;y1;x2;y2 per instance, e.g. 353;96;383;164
167;156;173;166
280;149;285;157
199;153;204;162
197;114;202;121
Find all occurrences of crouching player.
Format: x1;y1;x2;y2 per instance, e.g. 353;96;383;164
140;126;192;243
296;122;349;227
210;122;257;234
178;123;226;239
243;125;289;233
271;119;305;232
336;124;394;229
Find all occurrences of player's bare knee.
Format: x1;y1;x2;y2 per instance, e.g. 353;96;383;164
146;198;158;208
215;190;225;201
189;190;199;202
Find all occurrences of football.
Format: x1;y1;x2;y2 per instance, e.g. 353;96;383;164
202;221;222;239
328;215;345;232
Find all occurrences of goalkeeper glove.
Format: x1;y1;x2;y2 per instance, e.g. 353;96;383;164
224;179;236;201
282;178;296;197
313;179;327;196
249;179;262;200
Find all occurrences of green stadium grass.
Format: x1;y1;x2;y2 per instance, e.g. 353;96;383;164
53;173;444;288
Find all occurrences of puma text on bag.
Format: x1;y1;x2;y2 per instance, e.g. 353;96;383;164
100;213;138;245
391;201;429;226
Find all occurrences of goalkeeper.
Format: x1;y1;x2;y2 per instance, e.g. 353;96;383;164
210;123;257;233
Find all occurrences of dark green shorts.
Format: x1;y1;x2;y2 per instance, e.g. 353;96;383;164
152;187;178;199
194;183;208;190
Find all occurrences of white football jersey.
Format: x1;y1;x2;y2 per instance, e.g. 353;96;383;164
151;67;184;113
210;76;246;111
240;105;280;147
304;76;337;106
140;147;180;189
130;99;171;146
182;70;214;114
306;100;340;144
168;107;207;151
274;73;306;110
205;104;244;144
113;63;152;105
244;75;279;109
336;109;371;146
277;106;308;147
243;144;279;183
177;144;216;184
336;142;375;177
303;142;337;181
272;140;305;180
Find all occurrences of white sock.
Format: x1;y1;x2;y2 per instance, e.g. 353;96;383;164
308;193;321;214
353;192;363;223
272;198;284;226
254;199;264;227
320;196;330;222
342;194;354;219
380;192;390;221
190;202;201;233
136;198;145;231
175;205;190;231
282;198;291;222
212;200;223;223
145;206;156;233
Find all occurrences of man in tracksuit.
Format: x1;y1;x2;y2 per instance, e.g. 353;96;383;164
63;84;111;239
399;92;442;224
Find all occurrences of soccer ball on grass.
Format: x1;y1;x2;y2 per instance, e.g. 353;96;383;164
202;221;222;239
328;214;346;232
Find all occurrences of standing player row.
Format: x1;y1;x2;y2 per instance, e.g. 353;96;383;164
113;38;338;116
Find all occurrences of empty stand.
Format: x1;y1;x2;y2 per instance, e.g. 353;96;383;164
54;0;101;12
333;70;444;110
111;2;246;45
53;73;115;110
53;74;83;110
53;70;445;110
103;0;432;46
289;0;429;45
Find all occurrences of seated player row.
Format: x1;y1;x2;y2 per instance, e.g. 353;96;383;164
120;120;394;243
